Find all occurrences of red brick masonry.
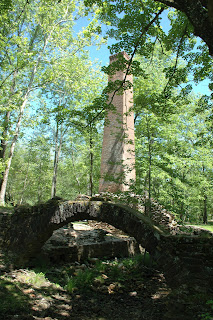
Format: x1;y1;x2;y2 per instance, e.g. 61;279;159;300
99;52;136;192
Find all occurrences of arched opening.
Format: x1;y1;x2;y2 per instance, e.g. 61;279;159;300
3;199;159;266
39;220;146;265
2;198;213;298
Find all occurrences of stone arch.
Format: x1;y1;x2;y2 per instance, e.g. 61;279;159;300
2;199;161;264
1;198;213;293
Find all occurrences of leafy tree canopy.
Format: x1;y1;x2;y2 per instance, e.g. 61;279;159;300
84;0;213;103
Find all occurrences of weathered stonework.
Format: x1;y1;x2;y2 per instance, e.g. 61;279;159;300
0;198;212;294
40;222;142;263
99;52;136;192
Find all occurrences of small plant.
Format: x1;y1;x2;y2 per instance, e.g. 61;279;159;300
65;254;155;294
94;259;107;273
108;264;124;281
66;269;96;293
143;251;154;266
122;256;135;268
21;270;49;287
200;300;213;320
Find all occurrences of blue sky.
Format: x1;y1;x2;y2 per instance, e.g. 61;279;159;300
74;11;211;97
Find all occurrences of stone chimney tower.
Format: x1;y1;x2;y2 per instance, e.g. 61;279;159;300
99;51;136;193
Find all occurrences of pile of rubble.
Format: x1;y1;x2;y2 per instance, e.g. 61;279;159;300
147;199;179;234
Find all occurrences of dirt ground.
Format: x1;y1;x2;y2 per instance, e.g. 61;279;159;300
1;256;212;320
0;222;212;320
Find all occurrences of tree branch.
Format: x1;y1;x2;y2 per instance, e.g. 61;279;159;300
163;23;188;95
86;7;165;127
154;0;213;55
0;66;24;90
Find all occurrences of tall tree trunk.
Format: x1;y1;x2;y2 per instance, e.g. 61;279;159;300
51;124;59;199
148;137;152;205
203;194;208;224
0;110;11;191
202;165;208;224
180;171;185;221
145;115;152;216
0;97;28;205
0;111;11;161
51;122;63;198
89;125;93;196
0;31;51;206
19;145;32;205
0;8;73;205
71;141;81;194
37;161;42;203
0;69;18;190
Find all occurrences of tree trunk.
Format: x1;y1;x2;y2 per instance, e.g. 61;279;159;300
203;194;208;224
51;122;63;198
19;145;32;205
0;69;17;190
145;115;152;216
180;171;186;221
71;140;81;194
0;69;36;205
155;0;213;55
0;97;28;206
0;29;53;205
202;165;208;224
148;137;152;205
37;161;42;203
0;110;11;190
0;111;11;161
89;126;94;196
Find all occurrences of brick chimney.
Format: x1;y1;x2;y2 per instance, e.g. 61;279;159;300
99;51;136;193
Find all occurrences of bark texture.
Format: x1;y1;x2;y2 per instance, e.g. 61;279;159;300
155;0;213;55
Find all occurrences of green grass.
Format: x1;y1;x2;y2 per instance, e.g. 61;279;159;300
201;225;213;232
194;225;213;232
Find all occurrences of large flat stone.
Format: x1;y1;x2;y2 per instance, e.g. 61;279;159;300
40;221;142;263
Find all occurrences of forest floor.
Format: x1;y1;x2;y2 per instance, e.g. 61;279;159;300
0;255;213;320
0;221;213;320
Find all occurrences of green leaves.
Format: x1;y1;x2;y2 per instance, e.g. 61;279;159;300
133;45;213;222
0;0;107;203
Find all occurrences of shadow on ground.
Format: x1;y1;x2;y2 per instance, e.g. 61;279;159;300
0;255;212;320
